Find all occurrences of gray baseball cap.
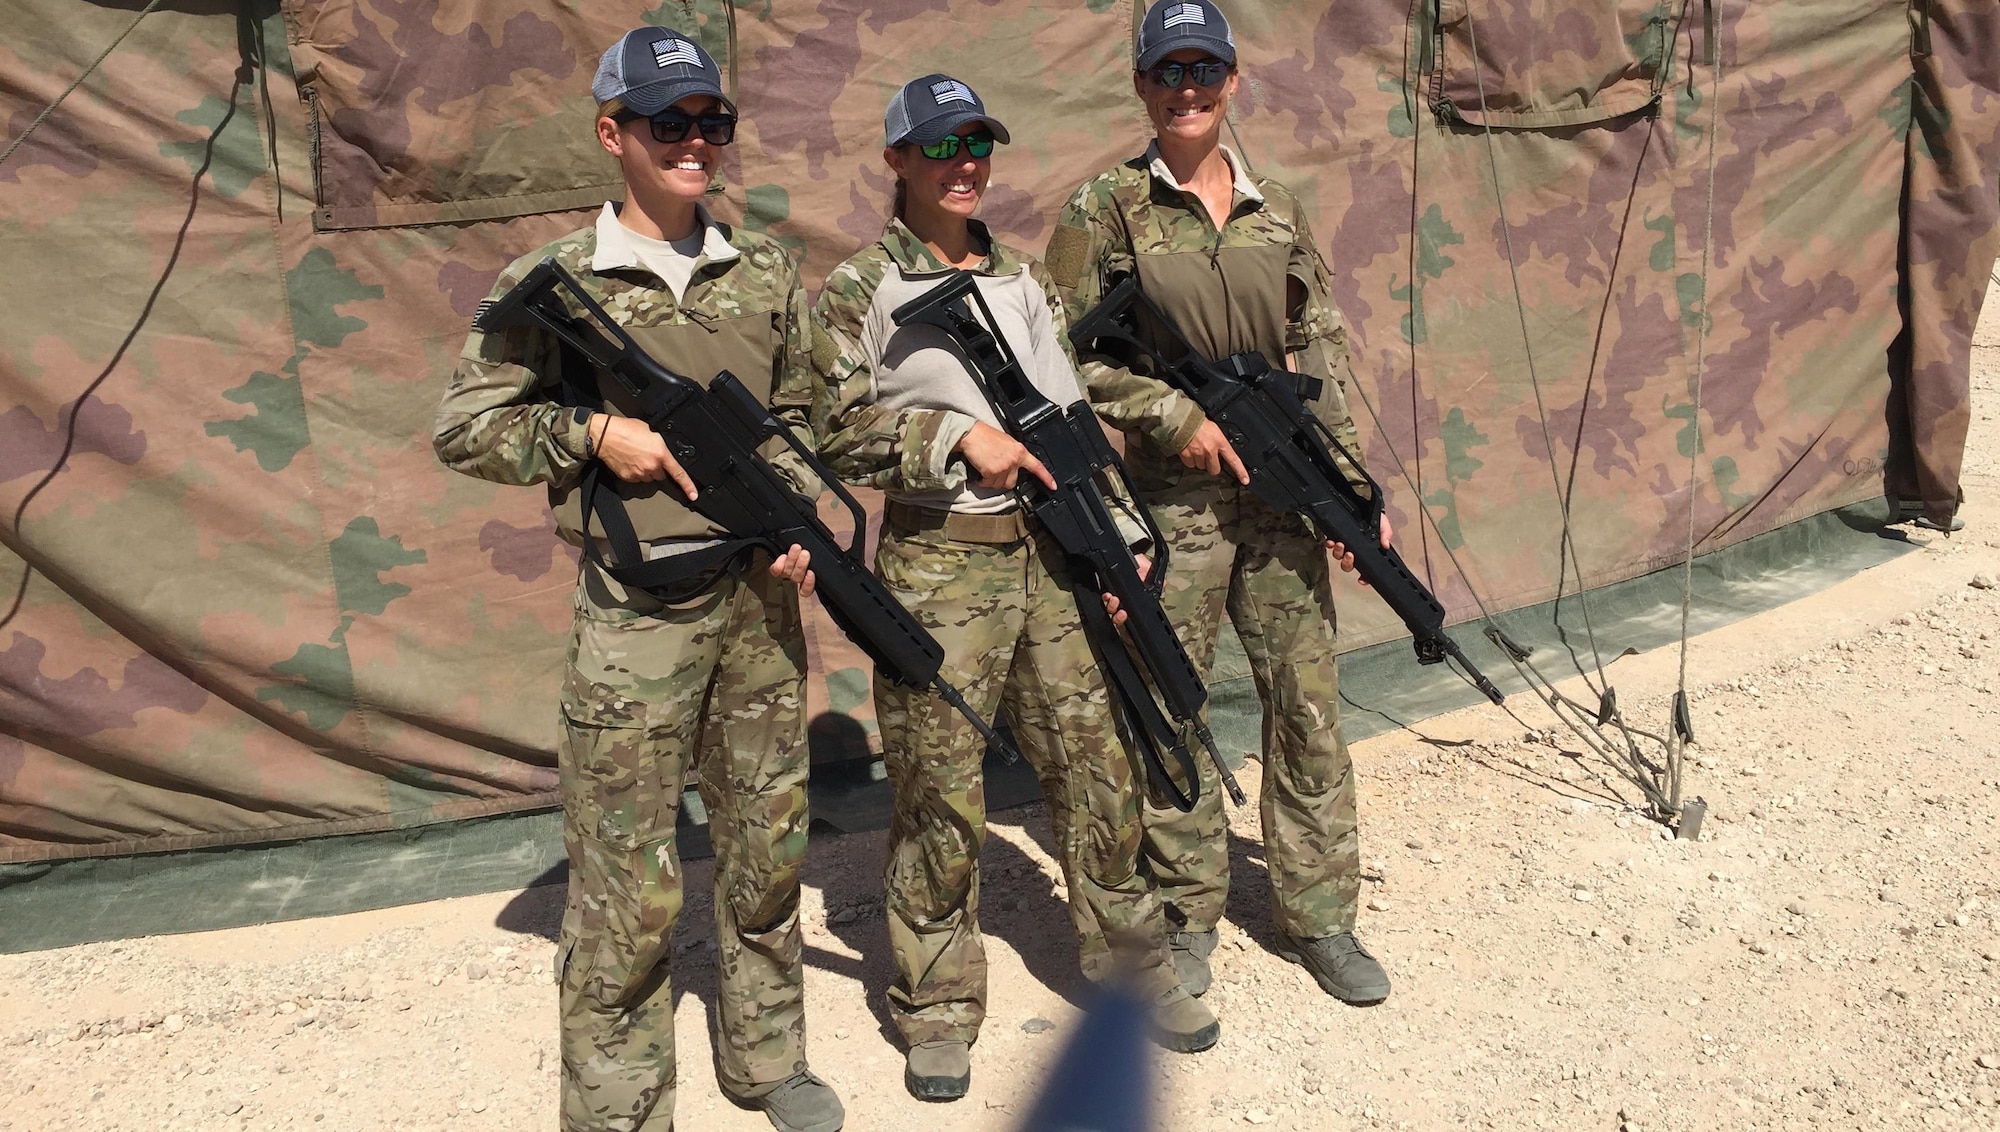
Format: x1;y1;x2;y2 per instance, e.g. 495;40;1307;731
1134;0;1236;71
884;74;1011;148
592;28;733;116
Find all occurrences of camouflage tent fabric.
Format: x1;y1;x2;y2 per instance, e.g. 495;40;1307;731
2;0;1995;862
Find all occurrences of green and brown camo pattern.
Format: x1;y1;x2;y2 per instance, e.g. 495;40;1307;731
1049;150;1370;476
2;0;1994;859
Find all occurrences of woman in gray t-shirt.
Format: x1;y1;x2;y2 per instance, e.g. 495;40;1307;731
808;73;1221;1103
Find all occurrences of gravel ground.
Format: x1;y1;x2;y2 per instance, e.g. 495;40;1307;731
2;285;1996;1131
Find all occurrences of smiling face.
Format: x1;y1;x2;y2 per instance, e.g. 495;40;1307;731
883;124;994;227
1135;48;1239;147
597;94;727;207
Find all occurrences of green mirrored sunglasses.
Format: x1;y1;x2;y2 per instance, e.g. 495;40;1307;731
917;131;996;160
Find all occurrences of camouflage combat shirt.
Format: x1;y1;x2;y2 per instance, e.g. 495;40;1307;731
811;218;1149;545
1047;143;1368;485
434;202;816;548
812;219;1071;505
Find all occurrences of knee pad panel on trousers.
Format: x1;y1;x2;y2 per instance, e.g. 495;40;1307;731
563;826;684;1007
559;715;685;1006
1264;651;1344;798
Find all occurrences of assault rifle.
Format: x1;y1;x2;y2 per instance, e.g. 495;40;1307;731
475;258;1013;756
892;271;1243;810
1068;275;1505;705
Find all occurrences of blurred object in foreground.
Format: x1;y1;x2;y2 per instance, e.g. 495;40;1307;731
1017;985;1154;1131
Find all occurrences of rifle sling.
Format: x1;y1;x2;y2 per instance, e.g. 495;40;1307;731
1067;566;1201;813
559;340;759;601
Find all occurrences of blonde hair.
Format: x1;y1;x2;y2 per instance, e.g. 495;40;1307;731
597;97;628;128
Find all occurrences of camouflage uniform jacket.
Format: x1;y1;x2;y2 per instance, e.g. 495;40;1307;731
811;217;1149;545
434;202;817;549
1047;144;1368;482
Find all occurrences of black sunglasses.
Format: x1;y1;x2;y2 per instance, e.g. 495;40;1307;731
616;109;738;146
1147;58;1232;89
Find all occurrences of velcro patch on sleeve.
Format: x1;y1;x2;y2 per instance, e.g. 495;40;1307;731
1042;224;1092;291
809;319;841;376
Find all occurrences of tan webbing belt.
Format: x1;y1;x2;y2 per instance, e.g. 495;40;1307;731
884;501;1030;545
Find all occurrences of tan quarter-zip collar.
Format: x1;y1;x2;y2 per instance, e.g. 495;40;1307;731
1143;140;1264;231
589;200;740;283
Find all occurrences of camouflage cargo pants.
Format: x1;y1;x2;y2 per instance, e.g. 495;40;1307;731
555;557;810;1131
873;517;1174;1047
1141;478;1360;940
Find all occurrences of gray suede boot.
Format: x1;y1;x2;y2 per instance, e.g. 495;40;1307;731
904;1039;972;1101
1274;931;1391;1004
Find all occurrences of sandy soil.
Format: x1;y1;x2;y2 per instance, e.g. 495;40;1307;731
3;284;1998;1132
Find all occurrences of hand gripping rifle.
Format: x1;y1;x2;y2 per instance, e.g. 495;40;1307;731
475;258;1013;757
891;271;1243;810
1067;275;1505;705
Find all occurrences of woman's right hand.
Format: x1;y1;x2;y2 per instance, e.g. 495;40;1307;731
954;421;1057;492
592;414;699;501
1178;419;1249;484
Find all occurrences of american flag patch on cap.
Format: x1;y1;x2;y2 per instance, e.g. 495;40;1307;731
1163;2;1207;28
651;39;704;69
929;79;976;106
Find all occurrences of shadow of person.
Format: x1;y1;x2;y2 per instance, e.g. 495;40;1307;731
808;710;875;767
970;739;1100;1011
970;821;1089;1009
493;864;567;939
813;759;1093;1050
1222;825;1280;955
798;816;901;1047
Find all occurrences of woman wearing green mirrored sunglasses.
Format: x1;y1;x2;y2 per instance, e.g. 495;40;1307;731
915;130;996;161
805;71;1223;1103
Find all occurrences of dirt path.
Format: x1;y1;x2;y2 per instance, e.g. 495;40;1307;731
4;285;1997;1131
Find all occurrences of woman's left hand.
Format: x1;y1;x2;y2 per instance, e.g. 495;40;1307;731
1327;515;1394;587
1101;554;1151;626
769;544;816;598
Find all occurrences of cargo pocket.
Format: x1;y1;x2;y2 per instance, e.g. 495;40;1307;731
875;528;975;612
552;936;577;988
558;576;687;1003
557;708;685;1005
1075;747;1142;892
1274;671;1344;799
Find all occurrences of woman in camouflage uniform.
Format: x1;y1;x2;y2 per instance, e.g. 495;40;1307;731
1046;0;1395;1007
809;73;1219;1103
433;29;842;1132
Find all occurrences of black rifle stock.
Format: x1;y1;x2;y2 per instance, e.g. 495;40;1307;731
1067;275;1505;705
475;258;1012;755
890;270;1243;809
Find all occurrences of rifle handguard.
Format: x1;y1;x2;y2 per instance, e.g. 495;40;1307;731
1069;275;1505;706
